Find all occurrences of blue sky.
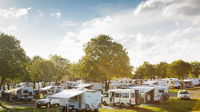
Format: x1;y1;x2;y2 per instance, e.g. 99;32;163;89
0;0;200;66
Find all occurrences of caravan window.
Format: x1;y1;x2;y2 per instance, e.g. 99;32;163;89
114;93;120;98
121;93;129;98
159;90;164;93
23;90;28;93
131;93;135;98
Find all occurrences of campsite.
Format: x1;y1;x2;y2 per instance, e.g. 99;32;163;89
1;0;200;112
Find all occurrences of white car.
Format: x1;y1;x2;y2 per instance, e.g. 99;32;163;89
36;96;60;108
177;90;190;100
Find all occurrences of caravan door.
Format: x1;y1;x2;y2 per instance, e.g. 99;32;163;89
135;90;140;105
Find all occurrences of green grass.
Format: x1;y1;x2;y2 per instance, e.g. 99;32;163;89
1;98;200;112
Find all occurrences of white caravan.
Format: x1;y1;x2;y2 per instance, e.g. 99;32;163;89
5;86;34;100
40;86;64;95
102;89;141;107
164;78;181;89
74;83;103;91
130;86;169;103
50;89;101;111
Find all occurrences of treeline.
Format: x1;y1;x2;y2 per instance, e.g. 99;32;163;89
0;33;200;90
134;61;200;79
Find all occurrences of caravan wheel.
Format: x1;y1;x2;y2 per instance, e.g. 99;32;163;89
120;103;125;107
103;101;107;106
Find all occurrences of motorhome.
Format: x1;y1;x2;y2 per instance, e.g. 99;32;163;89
102;89;141;107
50;89;101;111
40;86;64;95
4;86;34;100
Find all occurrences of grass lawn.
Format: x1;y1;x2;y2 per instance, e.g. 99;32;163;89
0;98;200;112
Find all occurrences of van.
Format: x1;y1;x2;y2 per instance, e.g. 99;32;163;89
102;89;140;107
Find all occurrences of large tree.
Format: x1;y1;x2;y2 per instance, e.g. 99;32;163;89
81;35;132;91
155;62;168;78
167;60;191;79
0;33;28;89
49;55;71;82
134;61;156;79
190;61;200;78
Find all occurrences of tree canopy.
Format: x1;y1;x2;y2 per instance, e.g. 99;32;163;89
81;35;132;91
0;33;29;88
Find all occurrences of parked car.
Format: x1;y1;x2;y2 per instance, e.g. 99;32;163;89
177;90;190;100
36;96;60;108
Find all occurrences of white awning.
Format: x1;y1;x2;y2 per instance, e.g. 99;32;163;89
40;86;53;91
130;86;154;93
74;83;92;88
50;89;85;99
143;81;158;85
5;88;21;93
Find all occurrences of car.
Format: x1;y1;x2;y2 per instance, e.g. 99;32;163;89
35;96;60;108
177;90;190;100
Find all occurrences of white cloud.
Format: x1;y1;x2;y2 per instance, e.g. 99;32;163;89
51;12;61;19
59;20;79;27
0;7;31;18
58;0;200;66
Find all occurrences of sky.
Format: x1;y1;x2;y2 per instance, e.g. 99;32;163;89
0;0;200;67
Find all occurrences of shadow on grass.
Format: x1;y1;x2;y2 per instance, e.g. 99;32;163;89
0;107;62;112
147;98;200;112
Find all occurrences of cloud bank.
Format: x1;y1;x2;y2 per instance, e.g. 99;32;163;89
57;0;200;66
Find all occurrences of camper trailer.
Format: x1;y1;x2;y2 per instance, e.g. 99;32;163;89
102;89;141;107
4;86;34;100
40;86;64;95
50;89;101;111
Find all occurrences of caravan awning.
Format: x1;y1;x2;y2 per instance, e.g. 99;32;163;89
74;83;92;88
130;86;154;93
5;88;21;93
50;89;85;99
40;86;53;91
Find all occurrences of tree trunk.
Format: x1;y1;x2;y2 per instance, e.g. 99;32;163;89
7;84;10;90
104;80;111;91
0;77;5;90
33;82;36;89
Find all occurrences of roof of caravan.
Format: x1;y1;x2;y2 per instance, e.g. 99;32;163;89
143;81;158;85
108;89;134;92
183;79;192;82
5;88;21;93
130;86;154;93
74;83;92;88
50;89;85;99
40;86;53;90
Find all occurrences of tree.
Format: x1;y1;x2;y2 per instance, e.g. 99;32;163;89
49;55;70;83
190;61;200;78
155;62;168;78
29;56;57;88
0;33;28;89
134;61;156;79
81;35;132;91
167;60;191;79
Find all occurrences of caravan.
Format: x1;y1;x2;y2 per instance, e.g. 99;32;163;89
4;86;34;100
130;86;169;103
102;89;141;107
40;86;64;95
50;89;101;111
